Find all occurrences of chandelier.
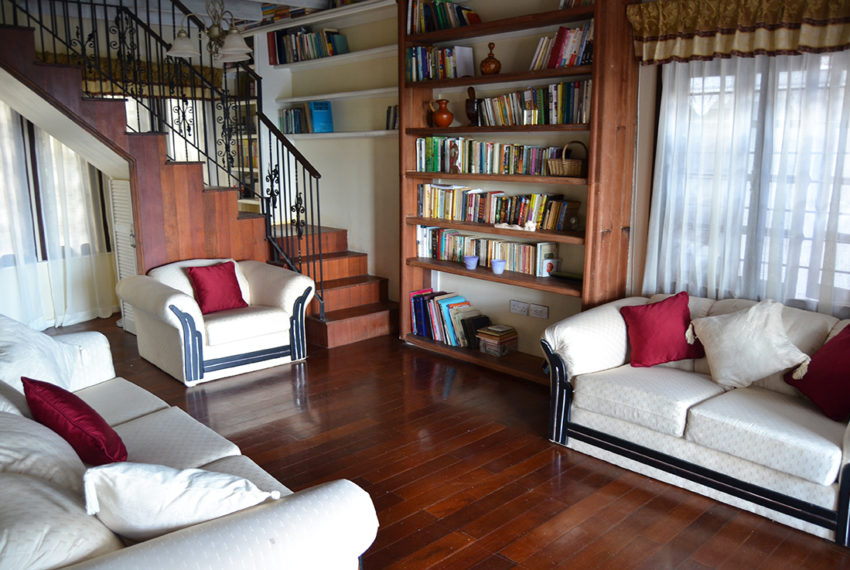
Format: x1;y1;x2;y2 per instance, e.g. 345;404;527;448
166;0;251;63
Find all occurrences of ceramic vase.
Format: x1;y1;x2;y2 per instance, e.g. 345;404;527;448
432;99;453;128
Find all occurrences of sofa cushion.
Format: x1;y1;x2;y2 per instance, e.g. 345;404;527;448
187;261;249;315
573;365;723;437
0;411;86;494
784;325;850;421
204;306;289;346
75;377;169;427
23;378;128;466
0;473;122;569
692;300;809;388
685;387;844;485
620;291;705;367
84;462;280;541
114;407;240;469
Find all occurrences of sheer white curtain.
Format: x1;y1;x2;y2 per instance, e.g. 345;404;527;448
643;51;850;317
0;99;118;329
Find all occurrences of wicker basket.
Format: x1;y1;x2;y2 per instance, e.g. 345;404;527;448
547;141;588;177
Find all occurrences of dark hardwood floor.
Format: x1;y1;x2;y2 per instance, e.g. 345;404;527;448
57;317;850;569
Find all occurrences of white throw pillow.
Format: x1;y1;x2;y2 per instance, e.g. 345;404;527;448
0;411;87;494
0;314;76;394
84;462;281;541
691;300;810;388
0;473;122;569
0;392;21;415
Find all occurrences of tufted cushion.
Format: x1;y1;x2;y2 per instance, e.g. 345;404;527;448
573;365;724;437
0;473;122;569
685;387;844;485
203;306;290;346
620;291;705;367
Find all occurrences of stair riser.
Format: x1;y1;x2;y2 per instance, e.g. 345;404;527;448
273;229;348;256
308;279;387;314
301;255;367;281
306;308;397;348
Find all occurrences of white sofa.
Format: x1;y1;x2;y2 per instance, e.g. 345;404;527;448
116;258;315;386
0;314;378;569
541;294;850;544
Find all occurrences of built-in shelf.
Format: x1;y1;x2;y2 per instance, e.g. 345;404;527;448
406;257;582;296
289;130;398;140
408;66;593;90
276;87;397;105
272;44;396;71
248;0;396;35
405;171;587;186
406;216;585;245
407;124;589;136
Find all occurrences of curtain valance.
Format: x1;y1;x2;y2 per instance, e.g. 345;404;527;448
626;0;850;65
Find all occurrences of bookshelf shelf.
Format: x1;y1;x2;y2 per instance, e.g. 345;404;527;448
403;334;548;385
398;1;639;381
406;216;585;244
250;0;397;34
276;87;397;105
272;44;395;71
288;129;398;140
407;257;582;296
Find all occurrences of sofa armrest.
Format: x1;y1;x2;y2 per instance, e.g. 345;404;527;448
542;296;649;379
66;479;378;570
238;260;315;312
53;332;116;391
116;276;204;333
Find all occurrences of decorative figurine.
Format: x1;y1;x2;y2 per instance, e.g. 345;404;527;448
465;86;480;126
480;42;501;75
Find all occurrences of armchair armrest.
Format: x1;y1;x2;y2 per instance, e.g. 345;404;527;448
53;332;116;391
542;296;649;380
238;261;315;312
116;276;204;333
66;479;378;570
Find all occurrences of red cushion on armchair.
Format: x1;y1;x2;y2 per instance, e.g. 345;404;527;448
186;261;248;315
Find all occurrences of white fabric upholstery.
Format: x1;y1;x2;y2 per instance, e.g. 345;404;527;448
0;473;123;569
66;480;378;570
203;306;289;346
114;407;240;469
542;296;648;379
116;258;315;386
74;377;169;427
573;365;723;437
0;412;86;494
201;455;293;496
84;462;281;541
0;392;21;415
53;332;117;390
0;314;76;392
685;387;844;485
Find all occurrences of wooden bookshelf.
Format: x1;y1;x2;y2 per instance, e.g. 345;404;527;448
397;1;639;380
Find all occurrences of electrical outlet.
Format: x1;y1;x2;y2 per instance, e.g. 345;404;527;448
529;303;549;319
509;299;529;315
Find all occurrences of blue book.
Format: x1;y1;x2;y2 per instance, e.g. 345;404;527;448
436;295;466;346
308;101;333;133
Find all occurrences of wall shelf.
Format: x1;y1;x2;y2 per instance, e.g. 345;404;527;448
249;0;397;35
277;87;397;105
288;130;398;140
405;171;587;186
272;44;395;71
406;216;585;245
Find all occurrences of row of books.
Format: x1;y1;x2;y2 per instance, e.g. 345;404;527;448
267;26;349;65
475;80;592;127
416;183;580;231
386;104;400;130
476;324;518;357
405;45;474;83
415;136;568;177
529;22;594;71
238;139;259;169
409;288;489;347
406;0;481;35
416;225;559;277
559;0;595;7
279;101;334;134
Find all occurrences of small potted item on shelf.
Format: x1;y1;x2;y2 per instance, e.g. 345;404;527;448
491;259;506;275
463;255;479;270
480;42;501;75
432;99;454;127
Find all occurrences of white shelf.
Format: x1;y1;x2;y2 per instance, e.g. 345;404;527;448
272;44;396;71
248;0;396;34
277;87;397;105
288;130;398;140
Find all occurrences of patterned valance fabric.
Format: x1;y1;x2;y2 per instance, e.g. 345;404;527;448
626;0;850;65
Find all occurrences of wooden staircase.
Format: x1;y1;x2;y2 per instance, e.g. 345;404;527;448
271;226;397;348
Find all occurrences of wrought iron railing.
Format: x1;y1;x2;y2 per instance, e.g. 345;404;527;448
0;0;325;317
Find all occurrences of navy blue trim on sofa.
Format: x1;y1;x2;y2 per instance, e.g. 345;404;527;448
167;284;314;382
541;340;850;546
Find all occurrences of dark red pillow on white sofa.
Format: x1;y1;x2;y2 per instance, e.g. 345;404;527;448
784;325;850;421
186;261;248;315
619;291;705;367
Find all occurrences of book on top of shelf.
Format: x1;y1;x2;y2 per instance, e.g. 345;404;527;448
308;101;334;133
407;0;481;35
529;21;593;71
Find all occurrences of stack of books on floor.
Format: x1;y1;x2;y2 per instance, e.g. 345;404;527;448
475;325;518;357
409;288;491;348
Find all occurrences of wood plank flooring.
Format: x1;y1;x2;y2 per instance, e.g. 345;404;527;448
58;317;850;569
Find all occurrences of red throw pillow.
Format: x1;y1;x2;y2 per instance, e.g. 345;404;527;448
22;377;127;465
186;261;249;315
619;292;705;367
784;326;850;421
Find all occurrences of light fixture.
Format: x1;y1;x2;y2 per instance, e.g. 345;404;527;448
167;0;251;64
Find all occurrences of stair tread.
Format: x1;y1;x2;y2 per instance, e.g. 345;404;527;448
310;301;397;323
322;274;387;289
306;250;367;261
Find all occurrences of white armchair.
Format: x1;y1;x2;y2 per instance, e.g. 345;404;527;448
116;259;315;386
